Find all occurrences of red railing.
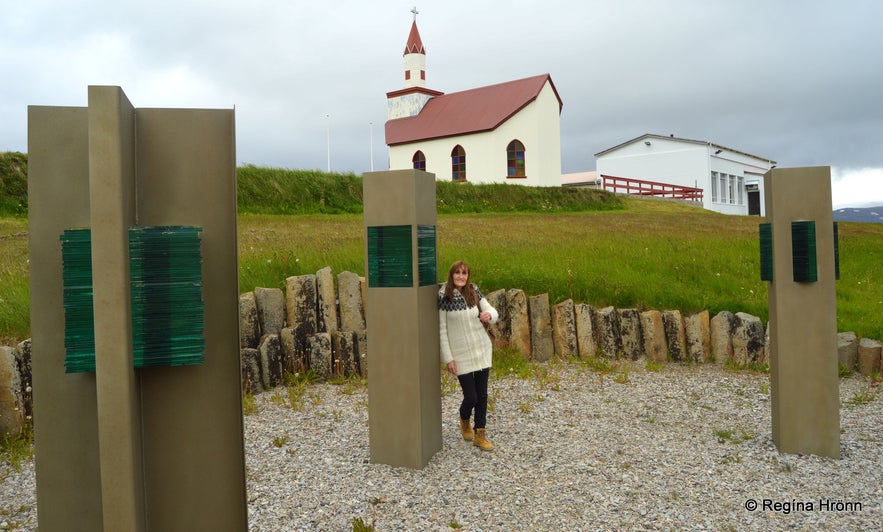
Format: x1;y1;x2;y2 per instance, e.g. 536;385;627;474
601;174;704;202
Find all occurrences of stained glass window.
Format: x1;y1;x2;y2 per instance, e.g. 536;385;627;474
412;151;426;171
507;140;526;178
451;145;466;182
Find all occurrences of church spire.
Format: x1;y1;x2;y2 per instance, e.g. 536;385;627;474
387;7;442;121
404;20;425;55
403;7;426;88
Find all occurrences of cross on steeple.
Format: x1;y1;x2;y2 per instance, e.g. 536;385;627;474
411;6;419;22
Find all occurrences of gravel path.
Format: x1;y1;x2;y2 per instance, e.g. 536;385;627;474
2;363;881;531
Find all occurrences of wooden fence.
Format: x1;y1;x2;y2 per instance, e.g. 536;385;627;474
602;174;704;202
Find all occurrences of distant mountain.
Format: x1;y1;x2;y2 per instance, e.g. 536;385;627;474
833;206;883;223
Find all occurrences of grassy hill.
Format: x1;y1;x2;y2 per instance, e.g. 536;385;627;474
236;164;623;215
0;159;622;217
0;152;28;217
2;161;883;346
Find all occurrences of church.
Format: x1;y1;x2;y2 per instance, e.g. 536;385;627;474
384;17;563;187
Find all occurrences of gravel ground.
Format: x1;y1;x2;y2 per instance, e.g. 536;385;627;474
2;362;881;531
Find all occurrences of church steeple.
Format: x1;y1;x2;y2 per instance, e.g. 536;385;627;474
404;21;425;54
386;7;442;121
403;7;426;88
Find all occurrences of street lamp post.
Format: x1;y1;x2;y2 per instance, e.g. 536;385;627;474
369;121;374;172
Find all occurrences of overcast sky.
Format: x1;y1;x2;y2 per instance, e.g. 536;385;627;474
3;0;882;207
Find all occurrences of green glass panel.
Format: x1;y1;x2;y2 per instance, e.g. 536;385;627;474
833;222;840;281
129;226;204;367
417;225;437;286
759;223;773;282
61;229;96;373
60;226;205;373
791;220;817;283
367;225;413;287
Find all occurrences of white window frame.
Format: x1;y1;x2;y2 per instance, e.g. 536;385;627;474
711;172;719;202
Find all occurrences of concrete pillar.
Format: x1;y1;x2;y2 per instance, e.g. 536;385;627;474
87;85;145;532
363;170;441;469
28;86;247;530
764;166;839;458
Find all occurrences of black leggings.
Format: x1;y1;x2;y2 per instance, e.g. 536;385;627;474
457;368;490;429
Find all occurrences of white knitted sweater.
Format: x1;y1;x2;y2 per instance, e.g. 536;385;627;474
438;283;499;375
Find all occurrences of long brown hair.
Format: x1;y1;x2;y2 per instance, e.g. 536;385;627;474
443;260;479;307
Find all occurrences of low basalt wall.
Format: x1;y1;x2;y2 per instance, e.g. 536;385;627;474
2;266;881;436
233;267;882;394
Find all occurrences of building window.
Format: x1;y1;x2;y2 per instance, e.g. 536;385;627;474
412;151;426;171
737;176;744;205
728;175;736;204
451;145;466;181
506;140;526;178
405;71;411;80
719;173;727;203
711;172;719;202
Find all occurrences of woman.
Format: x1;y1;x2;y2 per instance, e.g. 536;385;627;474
438;260;499;451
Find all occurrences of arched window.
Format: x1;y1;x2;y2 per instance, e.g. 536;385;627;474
451;145;466;181
412;151;426;171
507;140;526;178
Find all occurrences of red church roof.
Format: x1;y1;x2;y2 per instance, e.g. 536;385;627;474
385;74;562;146
404;21;425;54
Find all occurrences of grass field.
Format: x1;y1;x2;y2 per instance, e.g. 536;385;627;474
3;196;882;345
239;197;883;341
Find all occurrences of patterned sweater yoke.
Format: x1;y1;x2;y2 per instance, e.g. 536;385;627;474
438;283;499;375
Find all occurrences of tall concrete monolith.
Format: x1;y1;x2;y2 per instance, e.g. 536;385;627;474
363;169;441;469
763;166;839;458
28;86;246;530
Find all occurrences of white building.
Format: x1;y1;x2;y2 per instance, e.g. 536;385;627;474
594;134;776;216
385;19;563;187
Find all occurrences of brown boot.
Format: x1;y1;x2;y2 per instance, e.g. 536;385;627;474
459;419;474;441
473;428;494;451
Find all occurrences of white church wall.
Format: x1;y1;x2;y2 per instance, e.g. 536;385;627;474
488;99;538;183
534;83;563;187
387;81;562;187
488;82;561;187
388;133;477;181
